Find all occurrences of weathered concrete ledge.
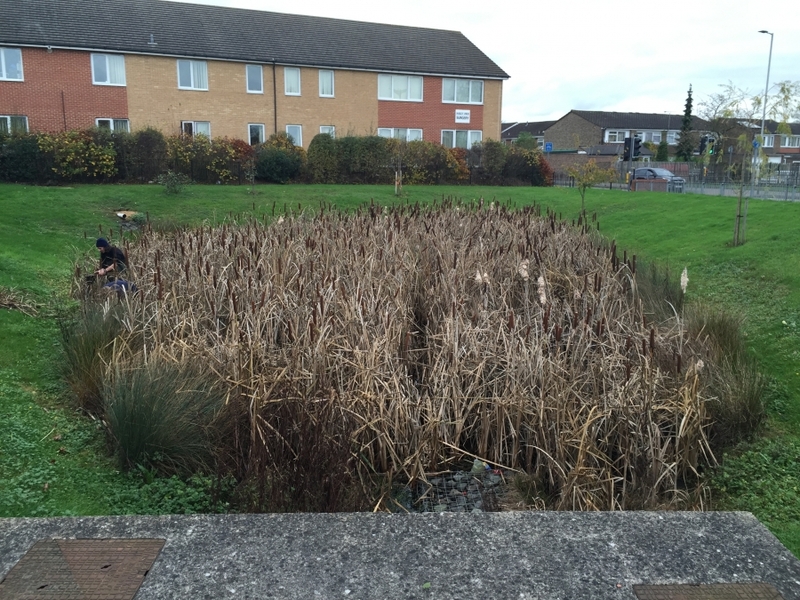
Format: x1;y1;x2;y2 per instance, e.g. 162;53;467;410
2;512;799;599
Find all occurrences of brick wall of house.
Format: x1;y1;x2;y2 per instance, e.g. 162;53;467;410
276;67;379;142
0;47;127;132
2;47;504;149
483;80;502;141
544;113;602;151
126;55;274;139
378;77;486;144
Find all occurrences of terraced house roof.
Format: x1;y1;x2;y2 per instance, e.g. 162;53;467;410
3;0;509;79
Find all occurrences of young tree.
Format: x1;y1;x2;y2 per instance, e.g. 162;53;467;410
514;131;540;150
655;132;669;161
567;159;616;212
675;85;697;162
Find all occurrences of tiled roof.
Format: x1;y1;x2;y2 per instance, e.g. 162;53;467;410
571;111;707;130
2;0;508;79
501;121;556;138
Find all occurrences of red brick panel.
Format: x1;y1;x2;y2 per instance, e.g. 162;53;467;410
0;47;128;132
378;77;484;144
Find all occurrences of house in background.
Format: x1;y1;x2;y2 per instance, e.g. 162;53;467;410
502;111;710;156
0;0;508;148
500;121;556;147
537;111;708;153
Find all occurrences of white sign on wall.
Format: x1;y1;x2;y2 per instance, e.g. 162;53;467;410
455;109;471;124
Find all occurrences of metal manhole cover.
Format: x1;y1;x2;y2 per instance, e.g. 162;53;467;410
633;583;785;600
0;538;165;600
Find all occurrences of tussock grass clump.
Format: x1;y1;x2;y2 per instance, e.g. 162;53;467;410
685;302;765;447
84;199;722;511
104;358;224;473
59;303;123;415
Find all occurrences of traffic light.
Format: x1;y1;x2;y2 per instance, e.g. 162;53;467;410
633;137;642;159
623;137;631;161
698;136;708;155
707;138;715;155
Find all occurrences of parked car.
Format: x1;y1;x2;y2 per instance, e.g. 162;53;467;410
630;167;685;192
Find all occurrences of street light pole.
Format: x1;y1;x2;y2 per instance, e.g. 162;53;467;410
758;30;774;149
744;29;774;244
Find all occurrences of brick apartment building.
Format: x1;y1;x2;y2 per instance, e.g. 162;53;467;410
0;0;508;149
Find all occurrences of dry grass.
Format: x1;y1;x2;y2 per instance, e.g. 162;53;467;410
0;286;39;316
79;199;719;511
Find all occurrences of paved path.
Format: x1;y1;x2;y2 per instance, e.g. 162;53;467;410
2;512;800;599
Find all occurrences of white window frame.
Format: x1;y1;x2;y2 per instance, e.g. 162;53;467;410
319;125;335;137
182;121;211;138
0;47;23;81
248;123;265;145
286;124;302;146
319;69;334;98
442;78;484;104
762;134;774;148
284;67;301;96
782;135;800;149
667;131;677;145
377;128;423;141
606;130;628;143
91;53;126;86
246;64;263;94
377;74;423;102
95;118;130;132
0;115;28;134
441;129;482;149
177;59;208;91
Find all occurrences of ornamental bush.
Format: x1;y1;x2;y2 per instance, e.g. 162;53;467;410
0;133;48;183
37;130;117;182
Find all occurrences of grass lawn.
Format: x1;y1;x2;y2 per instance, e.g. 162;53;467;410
1;182;799;551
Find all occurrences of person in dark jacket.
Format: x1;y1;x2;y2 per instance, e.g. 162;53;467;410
95;237;128;279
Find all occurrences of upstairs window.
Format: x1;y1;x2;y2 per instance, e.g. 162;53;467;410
91;54;126;86
762;135;774;148
377;128;422;141
284;67;301;95
319;70;334;97
177;60;208;90
319;125;335;137
442;78;483;104
0;115;28;134
0;47;23;81
606;130;628;143
246;64;263;93
96;118;129;132
378;74;423;101
782;135;800;148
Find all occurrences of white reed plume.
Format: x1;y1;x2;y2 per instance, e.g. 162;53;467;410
475;270;483;284
518;259;530;281
681;267;688;294
537;275;547;305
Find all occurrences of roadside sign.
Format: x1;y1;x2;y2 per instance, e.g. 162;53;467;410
753;140;760;148
545;142;553;153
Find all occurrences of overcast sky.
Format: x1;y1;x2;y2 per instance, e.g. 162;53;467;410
176;0;799;124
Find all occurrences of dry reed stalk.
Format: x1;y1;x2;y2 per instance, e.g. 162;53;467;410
87;202;717;511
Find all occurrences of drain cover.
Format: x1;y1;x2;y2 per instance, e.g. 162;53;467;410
0;538;164;600
633;583;785;599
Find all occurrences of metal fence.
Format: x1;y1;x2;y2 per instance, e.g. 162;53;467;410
552;162;800;201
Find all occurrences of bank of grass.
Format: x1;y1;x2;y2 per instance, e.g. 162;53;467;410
0;183;798;550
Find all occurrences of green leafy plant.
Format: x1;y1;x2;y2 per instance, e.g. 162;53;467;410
157;170;190;194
